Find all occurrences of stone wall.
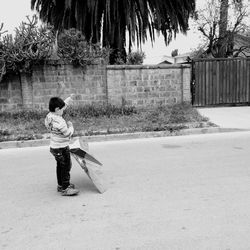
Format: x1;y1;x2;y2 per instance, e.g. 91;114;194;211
107;64;191;106
30;61;107;109
0;61;191;111
0;74;22;110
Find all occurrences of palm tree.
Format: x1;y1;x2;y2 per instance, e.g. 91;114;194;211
31;0;195;63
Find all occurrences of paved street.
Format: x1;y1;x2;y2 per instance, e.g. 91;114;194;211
1;132;250;249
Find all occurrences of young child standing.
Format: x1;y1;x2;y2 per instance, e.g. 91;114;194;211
45;95;79;196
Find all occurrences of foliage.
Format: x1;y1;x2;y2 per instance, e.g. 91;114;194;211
57;28;110;67
0;20;111;82
171;49;178;57
193;0;249;58
0;103;211;142
126;51;145;65
0;15;54;81
113;51;146;65
31;0;196;64
64;104;137;119
112;52;126;65
0;109;46;121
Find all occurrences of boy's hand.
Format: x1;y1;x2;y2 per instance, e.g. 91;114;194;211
64;94;75;106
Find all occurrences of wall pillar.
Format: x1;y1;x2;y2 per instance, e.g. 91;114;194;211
20;73;33;109
182;67;191;103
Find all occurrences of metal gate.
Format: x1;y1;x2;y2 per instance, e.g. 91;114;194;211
192;58;250;106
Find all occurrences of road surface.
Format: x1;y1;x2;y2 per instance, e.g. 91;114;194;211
1;132;250;250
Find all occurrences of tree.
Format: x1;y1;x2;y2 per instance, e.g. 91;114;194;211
31;0;195;64
194;0;248;58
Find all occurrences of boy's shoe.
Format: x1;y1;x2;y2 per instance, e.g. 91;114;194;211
61;186;79;196
57;183;75;192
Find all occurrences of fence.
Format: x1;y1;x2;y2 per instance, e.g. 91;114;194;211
192;57;250;106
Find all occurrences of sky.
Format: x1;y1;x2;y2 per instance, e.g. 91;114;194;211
0;0;204;64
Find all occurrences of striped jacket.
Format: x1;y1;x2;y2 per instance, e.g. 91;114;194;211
45;97;74;148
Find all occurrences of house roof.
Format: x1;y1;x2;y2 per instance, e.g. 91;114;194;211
233;34;250;57
158;60;173;64
159;52;193;64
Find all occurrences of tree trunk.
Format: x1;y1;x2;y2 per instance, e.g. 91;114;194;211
219;0;229;38
102;19;127;65
217;0;229;57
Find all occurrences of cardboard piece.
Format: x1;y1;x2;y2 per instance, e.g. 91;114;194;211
70;148;102;166
70;146;107;194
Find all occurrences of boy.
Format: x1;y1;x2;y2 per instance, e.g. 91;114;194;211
45;95;79;196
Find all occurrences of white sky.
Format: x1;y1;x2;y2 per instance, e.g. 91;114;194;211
0;0;205;64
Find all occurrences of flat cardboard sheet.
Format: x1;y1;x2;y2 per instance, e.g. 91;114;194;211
71;152;107;193
70;137;107;193
70;148;102;166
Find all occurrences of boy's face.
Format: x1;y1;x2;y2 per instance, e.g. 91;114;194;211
55;106;66;116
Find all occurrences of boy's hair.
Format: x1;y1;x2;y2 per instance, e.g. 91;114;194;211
49;97;65;112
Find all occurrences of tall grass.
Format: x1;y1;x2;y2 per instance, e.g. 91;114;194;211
64;103;137;119
0;103;210;142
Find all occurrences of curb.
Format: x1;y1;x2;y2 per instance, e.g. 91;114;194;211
0;127;248;150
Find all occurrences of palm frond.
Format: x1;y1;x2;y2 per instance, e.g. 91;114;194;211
31;0;195;53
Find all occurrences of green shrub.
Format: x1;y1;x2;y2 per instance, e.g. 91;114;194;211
0;15;54;81
126;51;146;65
57;28;110;66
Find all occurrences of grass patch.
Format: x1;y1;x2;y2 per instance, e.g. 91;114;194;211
0;103;212;142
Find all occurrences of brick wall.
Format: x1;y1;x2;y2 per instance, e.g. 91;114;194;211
0;74;23;110
107;64;191;106
30;61;107;110
0;61;191;111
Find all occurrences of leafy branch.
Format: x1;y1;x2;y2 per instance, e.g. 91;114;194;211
57;28;110;67
0;15;55;81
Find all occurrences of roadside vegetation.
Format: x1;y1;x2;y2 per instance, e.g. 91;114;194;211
0;103;213;142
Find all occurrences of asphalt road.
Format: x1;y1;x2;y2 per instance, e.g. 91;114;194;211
1;132;250;250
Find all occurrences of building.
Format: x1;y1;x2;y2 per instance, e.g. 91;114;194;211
159;52;192;65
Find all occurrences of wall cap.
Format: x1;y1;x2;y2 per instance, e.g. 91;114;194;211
106;64;191;70
41;58;107;66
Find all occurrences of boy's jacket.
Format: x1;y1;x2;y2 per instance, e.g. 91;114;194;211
45;113;74;148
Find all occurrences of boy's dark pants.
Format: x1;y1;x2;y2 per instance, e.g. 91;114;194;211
50;146;72;190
